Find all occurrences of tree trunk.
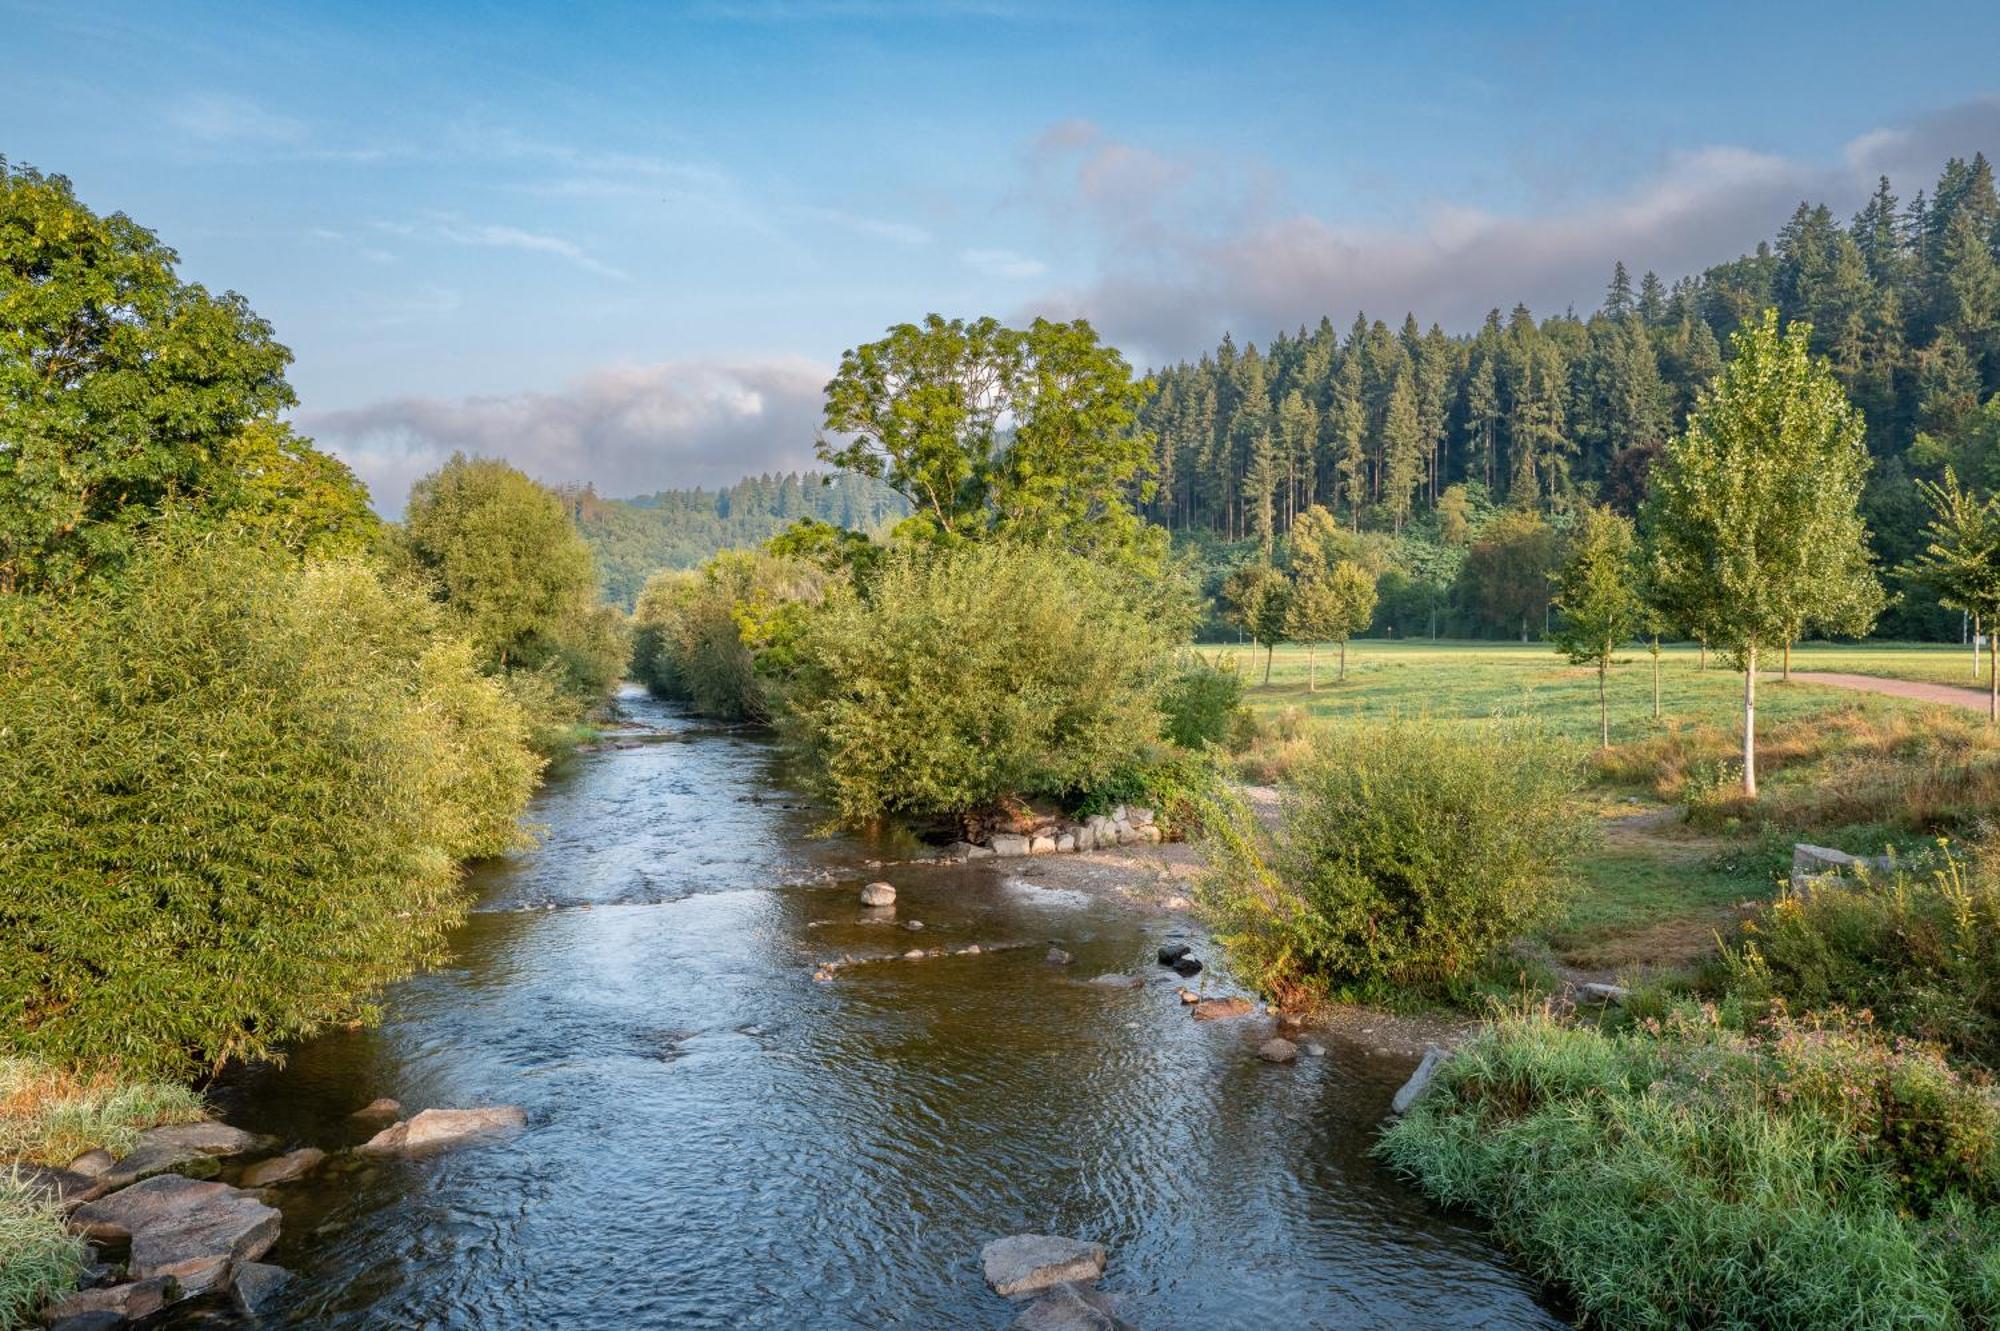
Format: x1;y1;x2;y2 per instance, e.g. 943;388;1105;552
1264;644;1273;685
1977;613;1984;682
1699;639;1707;672
1743;645;1758;798
1990;626;1997;725
1519;616;1528;644
1598;657;1609;751
1339;638;1348;681
1782;641;1791;683
1306;643;1317;693
1652;639;1662;720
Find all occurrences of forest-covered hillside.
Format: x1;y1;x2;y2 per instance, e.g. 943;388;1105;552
1141;154;2000;639
566;470;905;606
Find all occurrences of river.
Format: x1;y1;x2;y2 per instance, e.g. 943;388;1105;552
211;689;1564;1329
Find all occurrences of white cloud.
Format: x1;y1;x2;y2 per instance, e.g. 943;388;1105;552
301;358;830;513
962;247;1047;279
370;215;627;280
1018;98;2000;363
170;93;307;145
800;206;934;246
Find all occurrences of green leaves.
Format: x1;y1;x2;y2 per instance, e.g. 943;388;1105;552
1550;505;1642;667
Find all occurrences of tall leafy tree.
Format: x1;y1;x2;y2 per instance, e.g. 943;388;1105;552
1550;506;1643;748
1222;562;1291;683
0;159;304;593
1644;310;1881;795
1287;560;1376;688
1900;467;2000;721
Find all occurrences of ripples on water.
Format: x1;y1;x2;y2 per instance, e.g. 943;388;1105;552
212;692;1563;1329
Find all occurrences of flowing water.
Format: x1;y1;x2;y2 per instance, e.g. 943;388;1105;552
212;689;1564;1329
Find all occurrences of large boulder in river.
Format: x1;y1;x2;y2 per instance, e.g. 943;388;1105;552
358;1106;527;1155
71;1174;280;1295
859;881;896;907
1190;996;1254;1022
980;1234;1108;1298
239;1147;326;1188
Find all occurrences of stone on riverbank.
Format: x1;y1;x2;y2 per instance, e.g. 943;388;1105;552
11;1164;100;1207
40;1277;176;1325
980;1234;1108;1298
1177;988;1199;1004
350;1097;401;1122
1029;835;1057;855
140;1123;274;1157
239;1148;326;1188
1391;1046;1451;1115
96;1141;221;1192
1258;1038;1298;1064
357;1106;526;1156
66;1150;114;1179
72;1174;281;1297
1045;948;1073;966
990;834;1031;857
1190;997;1253;1022
860;881;897;906
1575;982;1631;1006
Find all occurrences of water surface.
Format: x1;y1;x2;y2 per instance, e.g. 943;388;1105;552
215;690;1563;1329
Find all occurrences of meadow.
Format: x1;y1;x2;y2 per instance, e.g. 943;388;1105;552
1208;637;1995;983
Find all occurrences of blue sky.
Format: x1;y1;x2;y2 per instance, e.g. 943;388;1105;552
6;0;2000;508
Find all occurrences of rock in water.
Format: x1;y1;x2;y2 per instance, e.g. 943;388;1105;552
1190;996;1253;1022
1013;1283;1129;1330
1176;988;1200;1004
96;1141;222;1191
1171;955;1203;977
357;1106;526;1156
73;1174;280;1297
139;1122;274;1157
40;1278;177;1326
980;1234;1108;1298
1045;947;1073;966
232;1261;293;1316
859;881;897;906
239;1147;327;1188
1391;1046;1451;1115
349;1096;401;1122
1087;974;1143;989
1156;943;1191;965
1258;1038;1298;1064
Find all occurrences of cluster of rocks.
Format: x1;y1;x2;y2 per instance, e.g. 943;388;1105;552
1789;842;1898;892
21;1101;524;1327
951;807;1163;860
980;1233;1133;1330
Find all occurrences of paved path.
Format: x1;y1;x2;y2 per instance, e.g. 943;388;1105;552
1784;670;1993;714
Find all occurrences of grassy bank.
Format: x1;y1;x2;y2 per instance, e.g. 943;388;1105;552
0;1059;206;1328
1378;1008;2000;1329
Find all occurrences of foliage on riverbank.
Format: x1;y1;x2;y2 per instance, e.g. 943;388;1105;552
0;538;545;1078
0;1176;80;1331
1199;717;1590;1003
1379;1006;2000;1330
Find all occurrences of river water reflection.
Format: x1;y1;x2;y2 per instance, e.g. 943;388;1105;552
213;691;1563;1329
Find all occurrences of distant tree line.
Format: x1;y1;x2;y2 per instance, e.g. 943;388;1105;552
1142;153;2000;640
565;471;906;607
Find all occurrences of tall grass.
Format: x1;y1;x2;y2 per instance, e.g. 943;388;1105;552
0;1058;205;1165
1379;1006;2000;1329
0;1175;83;1331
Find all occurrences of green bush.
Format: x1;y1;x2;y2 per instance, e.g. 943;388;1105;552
1074;745;1230;837
1158;653;1246;749
1379;1006;2000;1329
0;538;542;1078
1722;852;2000;1066
783;542;1179;823
1200;716;1588;1001
629;550;831;721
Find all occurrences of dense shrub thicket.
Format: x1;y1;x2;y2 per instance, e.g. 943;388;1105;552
0;538;543;1078
629;551;832;721
1157;653;1247;749
1199;717;1589;1001
1379;1007;2000;1330
1722;855;2000;1067
782;542;1183;823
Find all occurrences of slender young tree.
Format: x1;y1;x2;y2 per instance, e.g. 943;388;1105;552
1287;560;1377;688
1644;310;1881;796
1223;563;1292;684
1550;506;1643;749
1900;466;2000;721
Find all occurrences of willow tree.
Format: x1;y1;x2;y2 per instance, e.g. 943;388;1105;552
1901;467;2000;722
1551;506;1642;749
1643;310;1880;796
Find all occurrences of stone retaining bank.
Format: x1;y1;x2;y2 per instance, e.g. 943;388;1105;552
951;806;1163;861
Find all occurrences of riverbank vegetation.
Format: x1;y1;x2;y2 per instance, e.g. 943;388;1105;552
1;161;621;1096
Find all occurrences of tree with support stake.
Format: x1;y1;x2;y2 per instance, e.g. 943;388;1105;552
1642;310;1882;798
1901;467;2000;723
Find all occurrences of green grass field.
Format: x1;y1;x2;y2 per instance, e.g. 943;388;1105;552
1204;638;1953;744
1206;638;1991;981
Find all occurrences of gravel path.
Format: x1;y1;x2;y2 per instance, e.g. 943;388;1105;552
1784;670;1994;713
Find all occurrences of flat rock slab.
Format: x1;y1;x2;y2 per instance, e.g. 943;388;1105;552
139;1122;274;1157
239;1147;327;1188
1086;974;1144;989
9;1163;101;1206
1190;997;1253;1022
130;1191;280;1294
349;1097;402;1122
1391;1046;1452;1116
358;1106;526;1155
41;1277;176;1325
1012;1283;1134;1331
95;1141;221;1192
981;1234;1108;1299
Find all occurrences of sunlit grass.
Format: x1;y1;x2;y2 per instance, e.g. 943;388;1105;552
0;1174;83;1331
0;1058;204;1166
